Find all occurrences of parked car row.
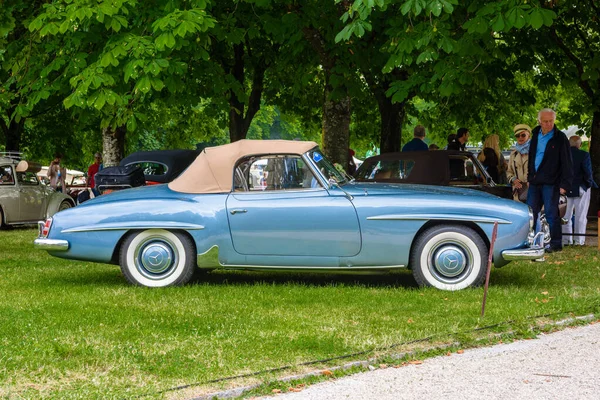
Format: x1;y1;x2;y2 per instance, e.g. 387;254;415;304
1;154;74;227
35;141;545;291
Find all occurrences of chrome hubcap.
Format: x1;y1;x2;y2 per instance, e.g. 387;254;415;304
141;243;173;274
134;237;178;280
433;245;466;277
428;240;473;283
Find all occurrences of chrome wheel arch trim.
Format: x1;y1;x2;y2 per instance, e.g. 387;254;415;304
366;214;512;225
61;221;205;233
197;245;221;269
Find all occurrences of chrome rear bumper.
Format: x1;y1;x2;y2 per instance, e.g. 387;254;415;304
501;232;545;261
34;238;69;251
35;221;69;251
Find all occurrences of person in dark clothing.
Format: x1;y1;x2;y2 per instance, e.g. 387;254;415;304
347;149;357;175
447;127;469;151
527;108;573;253
448;128;469;179
562;135;598;245
444;134;456;150
402;125;428;152
481;147;500;183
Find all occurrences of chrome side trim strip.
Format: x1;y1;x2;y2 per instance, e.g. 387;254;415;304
62;221;205;233
366;214;512;224
216;264;406;270
34;238;69;251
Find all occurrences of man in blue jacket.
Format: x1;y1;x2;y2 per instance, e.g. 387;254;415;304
562;135;597;246
402;125;428;152
527;108;573;253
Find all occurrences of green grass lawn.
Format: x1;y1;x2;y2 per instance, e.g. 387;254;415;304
1;227;599;399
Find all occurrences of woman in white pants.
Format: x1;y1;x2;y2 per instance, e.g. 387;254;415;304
562;135;597;245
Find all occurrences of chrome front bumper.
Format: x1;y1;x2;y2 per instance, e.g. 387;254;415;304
501;231;545;261
34;238;69;251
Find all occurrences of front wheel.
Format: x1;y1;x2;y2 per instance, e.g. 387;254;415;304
119;229;197;287
410;225;488;291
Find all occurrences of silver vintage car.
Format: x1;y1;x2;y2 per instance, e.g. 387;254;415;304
0;153;74;227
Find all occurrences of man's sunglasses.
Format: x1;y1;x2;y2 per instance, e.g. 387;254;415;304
514;133;528;138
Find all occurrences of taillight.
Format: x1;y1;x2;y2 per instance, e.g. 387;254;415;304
41;218;53;237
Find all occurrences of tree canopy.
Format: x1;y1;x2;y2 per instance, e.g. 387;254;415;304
1;0;599;181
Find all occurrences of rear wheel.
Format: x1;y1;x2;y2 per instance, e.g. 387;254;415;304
119;229;197;287
411;225;488;291
0;207;4;228
58;201;72;211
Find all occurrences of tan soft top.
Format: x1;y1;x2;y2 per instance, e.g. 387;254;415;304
168;139;319;193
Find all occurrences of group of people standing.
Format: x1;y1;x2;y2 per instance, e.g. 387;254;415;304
507;108;596;251
402;107;596;251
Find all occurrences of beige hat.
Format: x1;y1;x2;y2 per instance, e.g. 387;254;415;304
513;124;531;134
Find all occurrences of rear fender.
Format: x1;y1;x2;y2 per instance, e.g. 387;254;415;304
45;193;75;218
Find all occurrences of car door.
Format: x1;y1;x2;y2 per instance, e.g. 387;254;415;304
0;164;20;223
226;155;361;257
16;171;47;222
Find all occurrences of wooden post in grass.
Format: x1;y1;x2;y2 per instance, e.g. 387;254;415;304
481;221;498;317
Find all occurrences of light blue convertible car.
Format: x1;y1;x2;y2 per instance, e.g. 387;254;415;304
35;140;545;291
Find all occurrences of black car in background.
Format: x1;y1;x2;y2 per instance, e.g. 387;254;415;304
119;149;200;185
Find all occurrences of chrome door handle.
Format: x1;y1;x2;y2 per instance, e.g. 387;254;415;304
229;209;247;215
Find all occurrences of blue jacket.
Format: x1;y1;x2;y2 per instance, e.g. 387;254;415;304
567;146;598;197
527;125;573;189
402;138;428;152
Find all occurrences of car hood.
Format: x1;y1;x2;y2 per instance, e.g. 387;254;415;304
345;182;499;199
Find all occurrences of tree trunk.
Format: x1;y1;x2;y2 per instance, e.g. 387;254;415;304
590;110;600;185
322;90;351;169
0;108;24;152
4;119;24;152
102;126;126;167
378;98;406;154
228;43;266;142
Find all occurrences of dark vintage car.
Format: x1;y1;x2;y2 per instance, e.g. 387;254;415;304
355;150;551;245
354;150;512;199
119;149;200;185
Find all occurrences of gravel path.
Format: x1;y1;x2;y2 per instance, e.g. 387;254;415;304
260;322;600;400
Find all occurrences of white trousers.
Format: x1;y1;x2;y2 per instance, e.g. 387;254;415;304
562;187;591;245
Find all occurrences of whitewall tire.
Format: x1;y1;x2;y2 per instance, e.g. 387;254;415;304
411;225;487;291
119;229;196;287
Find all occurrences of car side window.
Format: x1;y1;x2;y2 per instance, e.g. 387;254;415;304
448;156;483;185
127;161;167;176
358;159;415;181
234;155;320;192
17;171;39;186
0;165;15;185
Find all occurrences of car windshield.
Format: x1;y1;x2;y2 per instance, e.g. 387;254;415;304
308;149;348;185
